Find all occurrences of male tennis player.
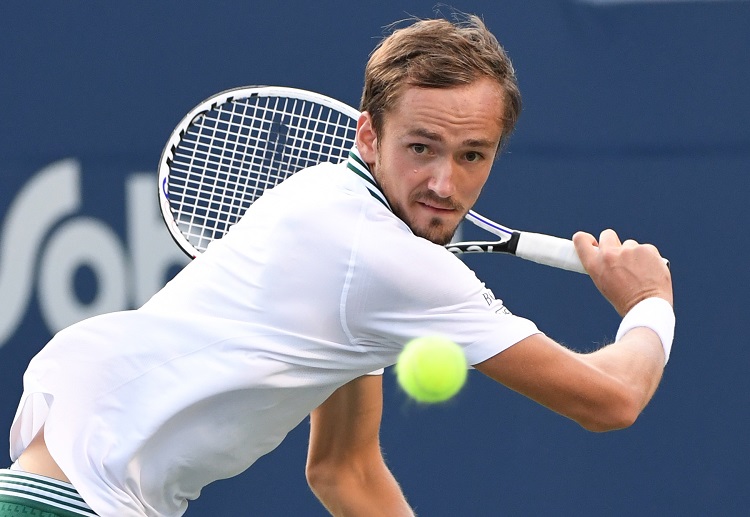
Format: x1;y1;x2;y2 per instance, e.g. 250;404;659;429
2;14;673;517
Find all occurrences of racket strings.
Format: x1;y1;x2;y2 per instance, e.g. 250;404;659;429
167;94;357;252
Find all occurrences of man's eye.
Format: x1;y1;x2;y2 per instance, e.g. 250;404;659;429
411;144;427;154
465;152;482;163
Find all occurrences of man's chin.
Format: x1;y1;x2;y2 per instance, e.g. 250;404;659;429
412;220;457;246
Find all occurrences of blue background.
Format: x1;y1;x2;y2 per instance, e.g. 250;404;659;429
1;1;749;515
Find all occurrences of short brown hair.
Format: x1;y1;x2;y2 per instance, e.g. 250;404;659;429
360;14;522;150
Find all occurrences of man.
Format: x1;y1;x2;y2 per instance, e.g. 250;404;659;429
2;15;673;517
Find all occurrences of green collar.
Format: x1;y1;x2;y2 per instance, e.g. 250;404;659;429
346;148;391;211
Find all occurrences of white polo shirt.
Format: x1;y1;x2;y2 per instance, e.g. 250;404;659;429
10;148;540;517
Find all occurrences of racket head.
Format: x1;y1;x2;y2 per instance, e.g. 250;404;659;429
158;85;360;258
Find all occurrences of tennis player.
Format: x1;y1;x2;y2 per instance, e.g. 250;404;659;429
2;14;673;517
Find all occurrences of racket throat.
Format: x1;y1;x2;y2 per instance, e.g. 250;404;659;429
506;232;521;255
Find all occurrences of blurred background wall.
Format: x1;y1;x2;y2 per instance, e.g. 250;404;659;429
1;1;748;515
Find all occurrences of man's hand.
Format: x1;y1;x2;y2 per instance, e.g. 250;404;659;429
573;229;673;316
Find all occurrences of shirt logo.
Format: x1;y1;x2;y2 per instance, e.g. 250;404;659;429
481;287;512;315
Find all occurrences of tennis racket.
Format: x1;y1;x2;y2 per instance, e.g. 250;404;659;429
157;86;624;274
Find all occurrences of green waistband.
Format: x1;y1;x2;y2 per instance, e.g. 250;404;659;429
0;470;96;517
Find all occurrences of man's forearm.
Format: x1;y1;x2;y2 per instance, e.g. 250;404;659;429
309;461;415;517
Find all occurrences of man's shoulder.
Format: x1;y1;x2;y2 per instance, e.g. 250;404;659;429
268;159;351;196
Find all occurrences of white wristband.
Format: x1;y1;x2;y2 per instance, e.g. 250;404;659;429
615;297;675;365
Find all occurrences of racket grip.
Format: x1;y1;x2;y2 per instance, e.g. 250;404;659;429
515;232;670;274
515;232;587;274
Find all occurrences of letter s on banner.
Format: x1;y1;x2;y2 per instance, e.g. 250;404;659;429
0;161;190;350
0;160;80;345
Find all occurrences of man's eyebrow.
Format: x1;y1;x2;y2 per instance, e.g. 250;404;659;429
406;128;497;149
462;138;497;149
407;127;443;142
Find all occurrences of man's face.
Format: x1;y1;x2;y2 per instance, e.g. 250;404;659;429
357;79;505;245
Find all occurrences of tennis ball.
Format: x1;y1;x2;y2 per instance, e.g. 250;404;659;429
395;336;468;403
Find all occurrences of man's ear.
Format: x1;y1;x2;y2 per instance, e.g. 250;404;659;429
356;112;377;163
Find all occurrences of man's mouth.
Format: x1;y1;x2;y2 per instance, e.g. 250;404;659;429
414;194;461;213
419;201;454;212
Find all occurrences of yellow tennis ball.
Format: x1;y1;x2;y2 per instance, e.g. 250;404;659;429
395;336;468;403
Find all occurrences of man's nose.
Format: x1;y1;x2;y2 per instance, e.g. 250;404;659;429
427;160;457;198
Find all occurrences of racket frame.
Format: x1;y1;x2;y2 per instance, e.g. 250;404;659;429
158;86;361;258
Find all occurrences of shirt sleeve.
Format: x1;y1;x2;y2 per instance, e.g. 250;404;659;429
341;207;541;366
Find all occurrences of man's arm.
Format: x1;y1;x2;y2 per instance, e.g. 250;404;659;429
474;328;664;431
306;374;415;517
475;229;673;432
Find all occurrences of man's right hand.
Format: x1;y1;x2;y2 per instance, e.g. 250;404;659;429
573;229;673;316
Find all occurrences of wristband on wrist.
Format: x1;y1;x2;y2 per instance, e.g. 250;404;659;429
615;297;675;365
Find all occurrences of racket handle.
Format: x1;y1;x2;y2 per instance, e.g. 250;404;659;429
514;232;670;274
514;232;587;274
